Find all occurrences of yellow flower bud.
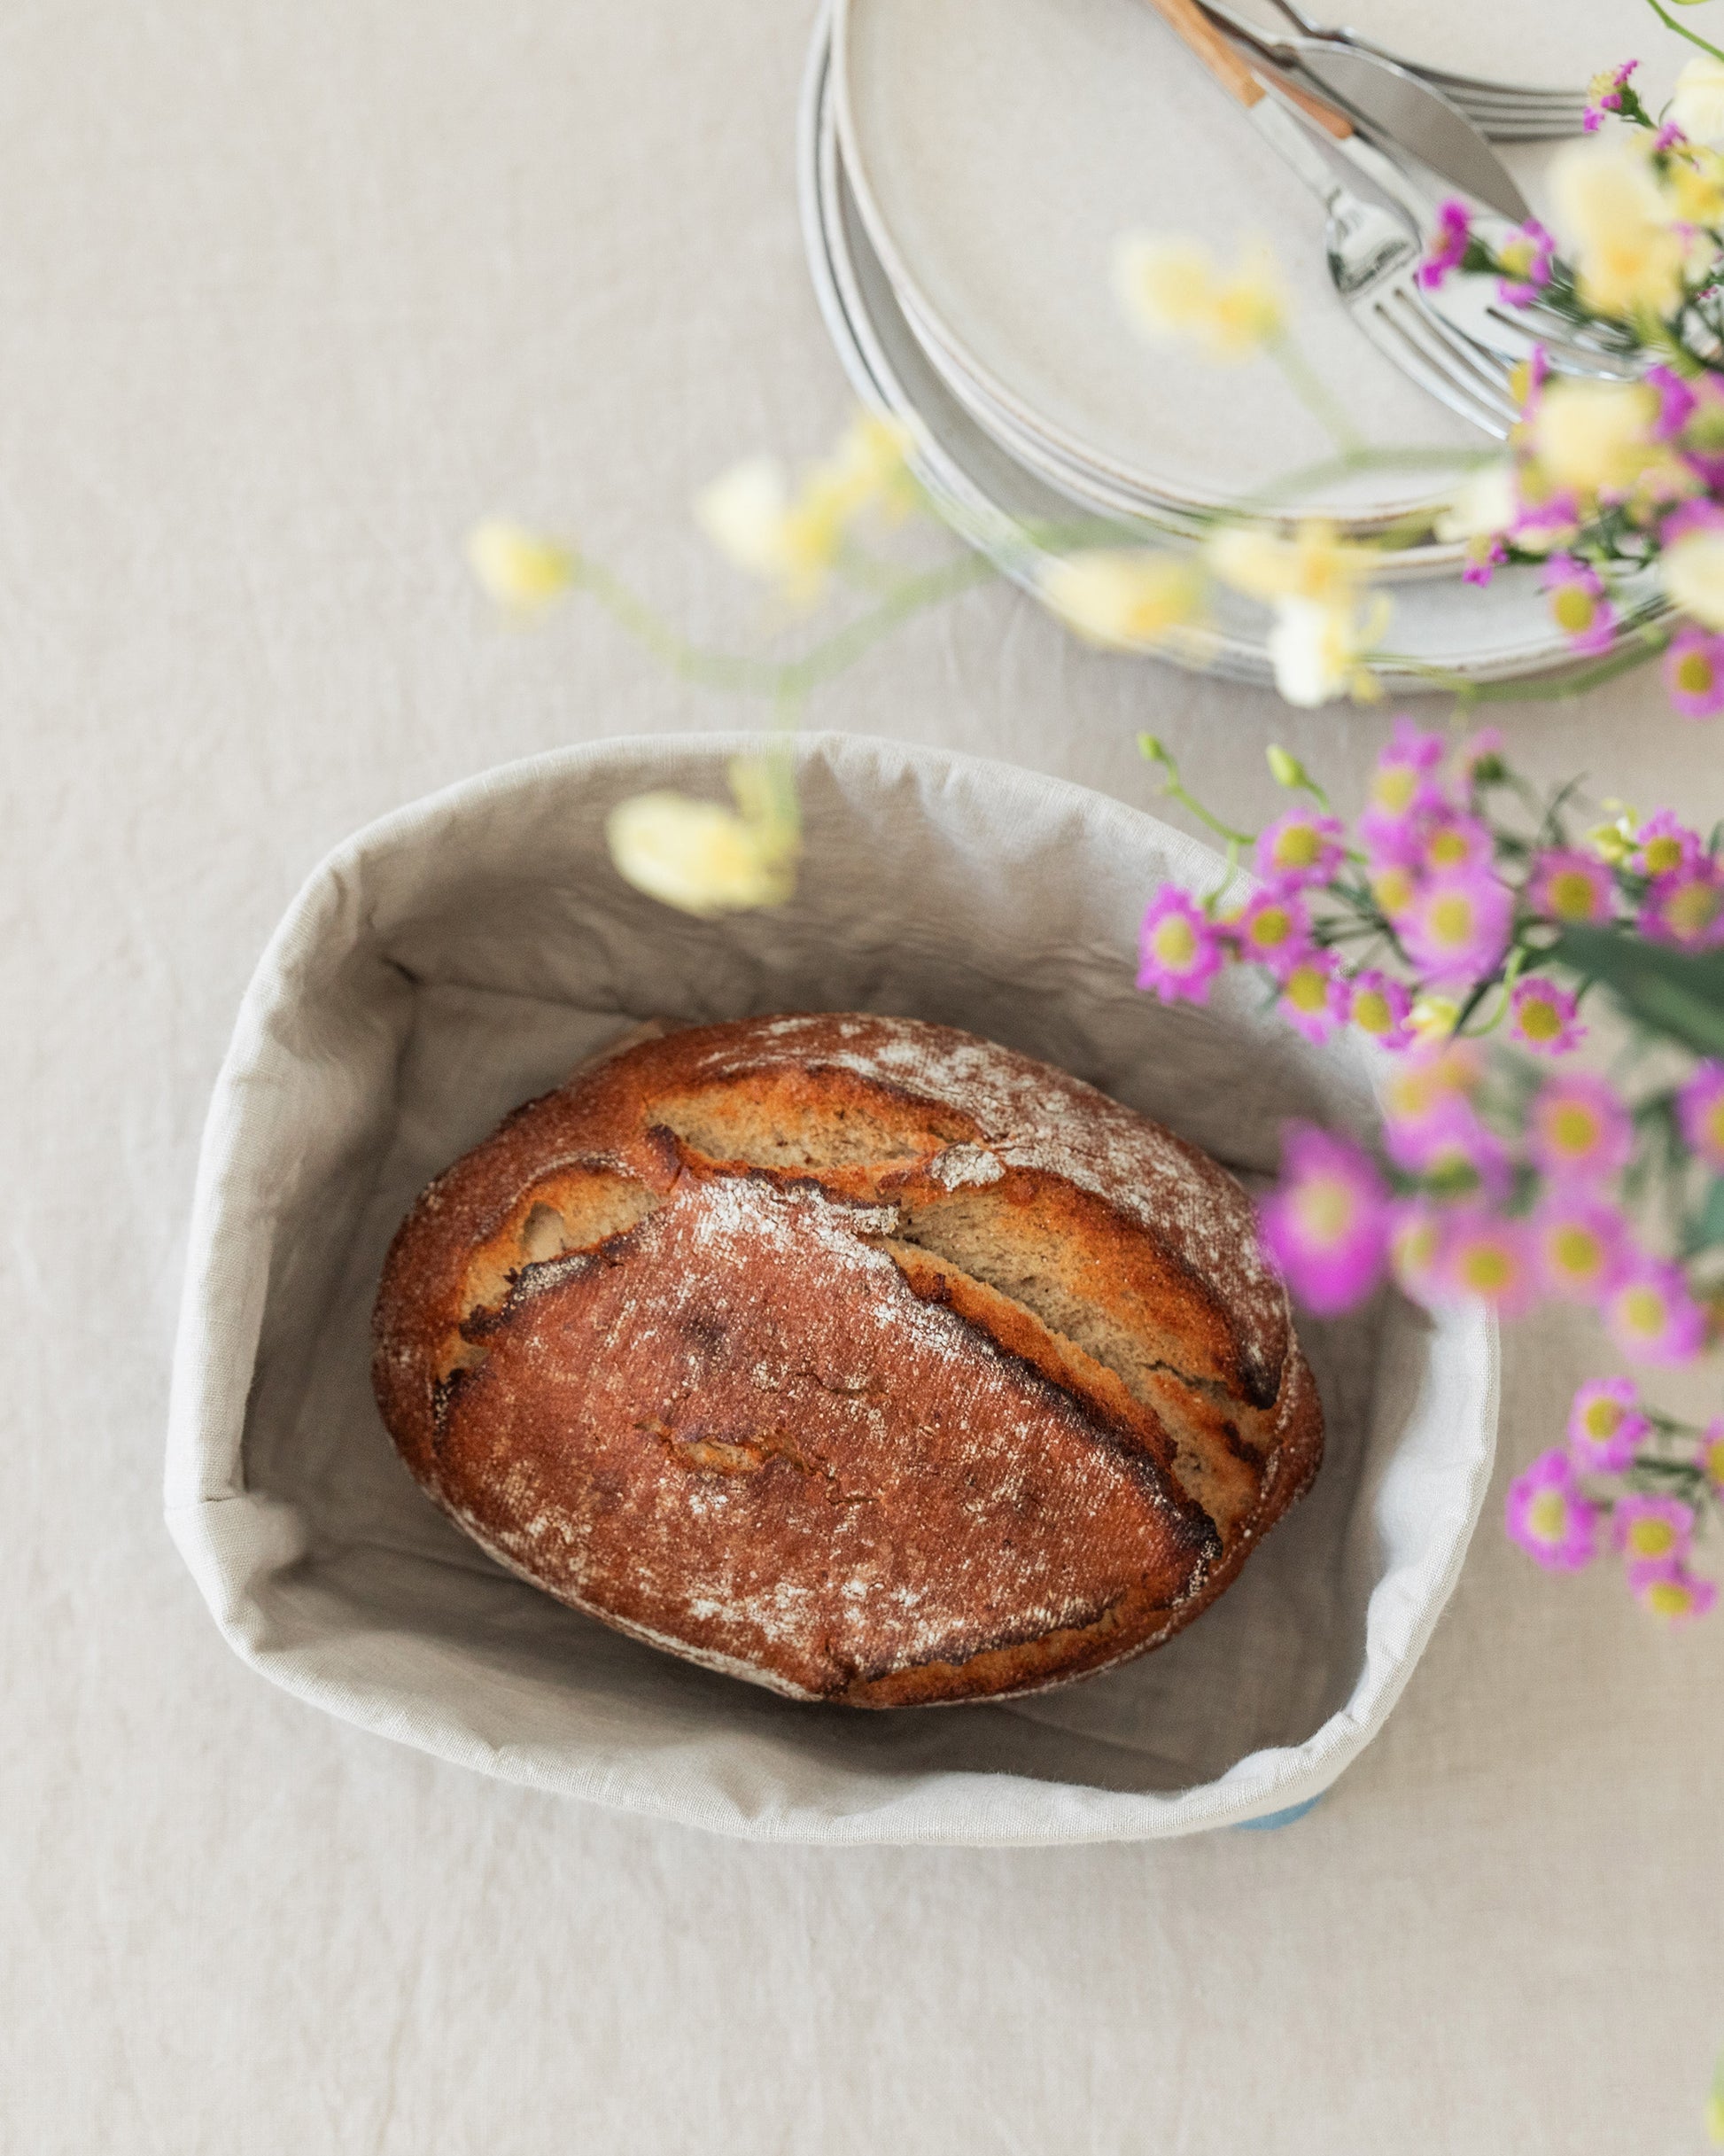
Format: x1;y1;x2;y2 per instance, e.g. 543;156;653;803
466;519;577;611
1040;551;1208;652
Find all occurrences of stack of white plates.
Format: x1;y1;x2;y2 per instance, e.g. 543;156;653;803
798;0;1664;691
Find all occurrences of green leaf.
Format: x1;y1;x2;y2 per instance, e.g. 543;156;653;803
1689;1177;1724;1255
1548;924;1724;1059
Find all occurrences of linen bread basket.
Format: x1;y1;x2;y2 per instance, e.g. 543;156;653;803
165;731;1497;1844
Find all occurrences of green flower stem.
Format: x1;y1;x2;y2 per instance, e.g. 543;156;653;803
1269;334;1365;455
1644;0;1724;65
1381;633;1671;705
571;549;998;703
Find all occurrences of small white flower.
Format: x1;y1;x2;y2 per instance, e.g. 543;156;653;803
694;457;801;583
1663;526;1724;632
1549;136;1684;318
1266;595;1386;708
1672;53;1724;145
1112;235;1286;361
1434;463;1518;542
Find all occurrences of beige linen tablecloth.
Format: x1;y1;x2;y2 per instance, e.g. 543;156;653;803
5;3;1719;2149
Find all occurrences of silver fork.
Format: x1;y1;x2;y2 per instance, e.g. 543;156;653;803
1141;0;1523;434
1248;0;1588;139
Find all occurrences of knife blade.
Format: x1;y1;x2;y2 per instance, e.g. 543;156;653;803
1200;1;1533;226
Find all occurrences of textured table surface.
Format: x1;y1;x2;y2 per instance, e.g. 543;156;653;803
6;4;1720;2150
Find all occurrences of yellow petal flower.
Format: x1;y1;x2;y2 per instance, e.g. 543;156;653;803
1039;550;1208;651
1673;54;1724;145
1549;136;1685;319
606;757;798;918
1433;463;1517;542
1527;377;1661;499
1113;235;1286;361
1663;525;1724;630
466;519;577;611
1208;519;1375;606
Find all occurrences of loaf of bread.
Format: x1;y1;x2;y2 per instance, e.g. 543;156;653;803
372;1013;1322;1707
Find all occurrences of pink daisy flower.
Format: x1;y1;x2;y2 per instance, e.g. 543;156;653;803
1527;1070;1635;1182
1347;969;1415;1052
1566;1376;1648;1471
1417;198;1473;290
1361;719;1448;846
1542;556;1616;656
1582;58;1637;132
1632;810;1704;882
1434;1206;1539;1317
1639;859;1724;950
1647;364;1696;441
1258;1124;1392;1316
1401;868;1513;987
1505;1449;1599;1571
1527;848;1615;926
1228;887;1315;979
1386;1097;1512;1201
1510;977;1585;1055
1612;1492;1696;1582
1603;1259;1707;1366
1697;1417;1724;1491
1254;810;1347;888
1417;813;1495;879
1276;953;1348;1043
1665;625;1724;720
1495;218;1554;307
1138;889;1225;1004
1634;1564;1718;1622
1534;1195;1631;1305
1676;1060;1724;1171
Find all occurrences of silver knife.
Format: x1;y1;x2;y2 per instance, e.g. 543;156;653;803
1200;0;1533;226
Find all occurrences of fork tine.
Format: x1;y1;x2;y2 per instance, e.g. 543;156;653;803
1360;292;1512;437
1386;285;1524;419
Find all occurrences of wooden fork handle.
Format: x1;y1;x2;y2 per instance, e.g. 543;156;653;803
1140;0;1354;140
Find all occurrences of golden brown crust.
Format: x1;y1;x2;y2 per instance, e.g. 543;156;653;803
371;1014;1323;1706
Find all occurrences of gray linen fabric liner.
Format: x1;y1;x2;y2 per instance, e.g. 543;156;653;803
164;730;1497;1845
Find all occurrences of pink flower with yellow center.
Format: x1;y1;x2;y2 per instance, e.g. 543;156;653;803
1565;1375;1647;1470
1700;1417;1724;1491
1527;848;1615;926
1535;1196;1630;1306
1368;860;1418;921
1583;58;1637;132
1510;977;1585;1055
1417;813;1495;879
1401;869;1513;987
1277;953;1348;1043
1675;1060;1724;1171
1634;1564;1718;1622
1228;888;1314;979
1138;889;1225;1004
1417;198;1473;291
1505;1449;1598;1571
1542;556;1616;657
1603;1259;1707;1366
1613;1492;1696;1583
1631;810;1703;882
1381;1039;1483;1128
1347;969;1414;1051
1387;1196;1444;1305
1386;1097;1511;1200
1361;719;1447;846
1663;626;1724;720
1639;859;1724;950
1527;1070;1634;1182
1254;810;1346;888
1258;1124;1391;1316
1435;1207;1538;1317
1495;218;1555;307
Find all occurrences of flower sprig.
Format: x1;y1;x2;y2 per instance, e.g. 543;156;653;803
1133;722;1724;1619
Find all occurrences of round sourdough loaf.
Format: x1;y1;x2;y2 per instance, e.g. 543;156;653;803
372;1013;1324;1707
